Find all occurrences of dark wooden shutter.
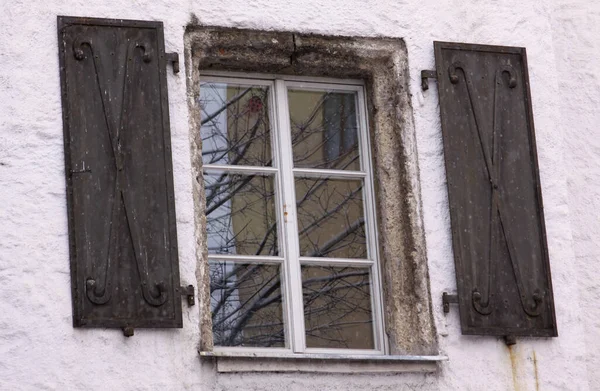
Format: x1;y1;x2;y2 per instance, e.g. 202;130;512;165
58;16;182;329
434;41;557;337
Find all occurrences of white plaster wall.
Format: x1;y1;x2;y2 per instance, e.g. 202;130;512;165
0;0;595;390
550;1;600;390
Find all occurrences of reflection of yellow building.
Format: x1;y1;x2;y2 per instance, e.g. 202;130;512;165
287;89;366;261
226;85;277;257
224;86;284;347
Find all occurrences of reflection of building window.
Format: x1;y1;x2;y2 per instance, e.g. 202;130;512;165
323;93;358;169
200;75;384;353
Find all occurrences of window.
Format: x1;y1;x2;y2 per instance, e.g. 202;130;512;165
200;74;385;354
189;28;439;365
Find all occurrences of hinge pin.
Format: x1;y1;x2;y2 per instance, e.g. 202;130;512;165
442;292;458;313
181;285;195;306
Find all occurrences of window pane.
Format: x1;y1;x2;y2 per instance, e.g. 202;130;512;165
295;178;367;258
200;82;272;166
288;89;360;170
302;265;374;349
210;261;285;347
205;173;278;256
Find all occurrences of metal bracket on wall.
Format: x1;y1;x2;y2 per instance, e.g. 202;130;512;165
442;292;458;313
421;69;437;91
179;285;195;307
166;52;180;74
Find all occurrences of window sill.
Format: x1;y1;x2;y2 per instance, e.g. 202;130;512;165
199;351;447;373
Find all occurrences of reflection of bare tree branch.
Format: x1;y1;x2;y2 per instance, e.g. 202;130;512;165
201;86;271;167
289;91;358;170
211;263;371;348
201;87;251;126
297;185;363;241
203;84;372;348
224;277;281;345
205;117;268;210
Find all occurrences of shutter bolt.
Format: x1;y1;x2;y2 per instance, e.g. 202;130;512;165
122;327;134;337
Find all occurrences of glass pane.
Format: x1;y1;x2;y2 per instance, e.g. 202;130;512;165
210;261;285;347
205;173;278;256
302;265;374;349
288;89;360;170
295;178;367;258
200;82;272;166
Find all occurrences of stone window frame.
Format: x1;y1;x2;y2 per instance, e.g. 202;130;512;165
185;26;441;371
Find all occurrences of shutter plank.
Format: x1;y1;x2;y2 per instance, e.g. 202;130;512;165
434;42;557;337
58;16;181;329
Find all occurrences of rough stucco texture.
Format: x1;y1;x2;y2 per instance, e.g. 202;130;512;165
0;0;597;390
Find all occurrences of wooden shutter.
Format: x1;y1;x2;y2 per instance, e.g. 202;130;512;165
58;16;182;330
434;41;557;337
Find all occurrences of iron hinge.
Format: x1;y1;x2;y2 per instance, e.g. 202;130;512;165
180;284;195;306
166;52;180;74
120;285;195;337
421;69;437;91
442;292;458;313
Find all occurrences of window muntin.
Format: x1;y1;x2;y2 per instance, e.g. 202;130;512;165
200;75;384;354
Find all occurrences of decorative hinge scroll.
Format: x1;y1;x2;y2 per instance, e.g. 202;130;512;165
442;292;458;313
166;52;179;74
421;69;437;91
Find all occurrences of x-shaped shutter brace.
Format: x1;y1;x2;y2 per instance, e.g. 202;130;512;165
448;62;543;317
73;36;168;308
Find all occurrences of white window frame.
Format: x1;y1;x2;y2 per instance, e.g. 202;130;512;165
200;72;386;356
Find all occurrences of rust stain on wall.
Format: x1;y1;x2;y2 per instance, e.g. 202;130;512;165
508;345;540;391
533;350;540;391
509;345;520;391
